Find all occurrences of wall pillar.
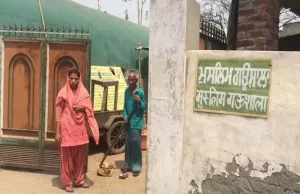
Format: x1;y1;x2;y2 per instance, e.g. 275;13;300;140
237;0;280;50
0;37;3;133
146;0;200;194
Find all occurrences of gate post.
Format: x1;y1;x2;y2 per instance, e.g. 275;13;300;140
146;0;200;193
236;0;281;50
0;36;2;135
38;40;47;168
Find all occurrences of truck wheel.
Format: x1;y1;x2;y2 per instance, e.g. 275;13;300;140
106;120;126;154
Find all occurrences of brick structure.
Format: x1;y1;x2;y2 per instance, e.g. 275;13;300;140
199;37;226;50
237;0;281;50
199;21;227;50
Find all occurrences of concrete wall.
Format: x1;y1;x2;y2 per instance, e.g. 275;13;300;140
280;22;300;38
0;37;2;134
199;36;227;50
146;0;199;193
182;50;300;193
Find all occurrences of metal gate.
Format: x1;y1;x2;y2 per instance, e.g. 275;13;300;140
0;25;91;171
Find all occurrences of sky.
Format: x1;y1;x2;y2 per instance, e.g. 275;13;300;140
71;0;150;26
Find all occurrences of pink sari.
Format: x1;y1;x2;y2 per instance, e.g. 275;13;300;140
56;69;99;146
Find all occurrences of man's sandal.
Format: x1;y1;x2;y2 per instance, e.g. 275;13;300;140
119;170;129;179
133;172;140;177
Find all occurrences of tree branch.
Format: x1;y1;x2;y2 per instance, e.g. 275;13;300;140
201;0;300;33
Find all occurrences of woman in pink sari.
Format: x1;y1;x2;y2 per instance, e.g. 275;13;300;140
55;67;99;193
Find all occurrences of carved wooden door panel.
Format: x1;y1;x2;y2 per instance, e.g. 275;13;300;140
0;38;90;171
2;41;41;137
46;43;87;138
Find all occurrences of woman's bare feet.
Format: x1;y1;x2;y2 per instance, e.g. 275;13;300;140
74;182;89;188
65;186;74;193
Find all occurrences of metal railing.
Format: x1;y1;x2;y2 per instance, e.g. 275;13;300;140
0;24;90;40
200;21;226;43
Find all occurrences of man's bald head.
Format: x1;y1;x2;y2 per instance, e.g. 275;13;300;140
129;70;137;78
128;70;138;89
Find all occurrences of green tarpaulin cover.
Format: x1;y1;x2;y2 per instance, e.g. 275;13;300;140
0;0;149;69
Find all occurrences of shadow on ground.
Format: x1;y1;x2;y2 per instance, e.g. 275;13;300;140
115;160;124;169
51;175;94;189
88;137;107;156
88;137;125;171
1;166;59;175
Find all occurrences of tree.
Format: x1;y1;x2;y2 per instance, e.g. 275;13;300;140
200;0;231;33
122;0;147;24
201;0;300;34
280;8;300;28
200;0;300;49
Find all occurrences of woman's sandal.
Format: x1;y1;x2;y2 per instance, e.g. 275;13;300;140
133;172;140;177
74;182;90;188
65;186;74;193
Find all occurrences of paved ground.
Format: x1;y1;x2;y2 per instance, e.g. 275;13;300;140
0;150;147;194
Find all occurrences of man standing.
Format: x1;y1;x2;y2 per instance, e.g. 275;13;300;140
121;70;146;177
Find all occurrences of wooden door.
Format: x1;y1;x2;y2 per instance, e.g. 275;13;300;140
0;39;90;171
46;43;87;138
2;41;41;137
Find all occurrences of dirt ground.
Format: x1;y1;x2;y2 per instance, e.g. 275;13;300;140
0;149;147;194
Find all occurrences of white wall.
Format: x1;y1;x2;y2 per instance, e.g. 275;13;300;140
0;37;3;133
182;50;300;193
146;0;200;193
280;22;300;38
